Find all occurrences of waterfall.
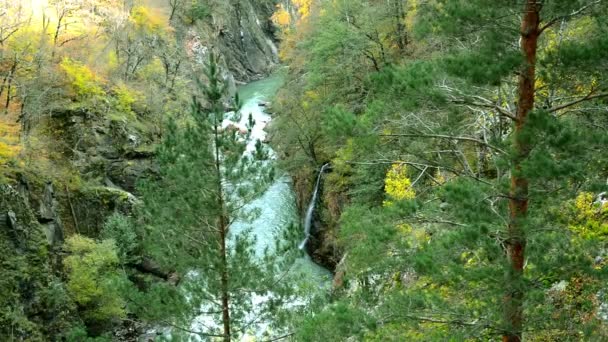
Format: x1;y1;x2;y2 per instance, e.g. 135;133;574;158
299;163;330;250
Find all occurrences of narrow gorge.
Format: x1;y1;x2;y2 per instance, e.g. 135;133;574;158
2;0;608;341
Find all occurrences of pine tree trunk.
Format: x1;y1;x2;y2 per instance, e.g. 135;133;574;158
220;212;231;342
503;2;540;341
214;111;231;342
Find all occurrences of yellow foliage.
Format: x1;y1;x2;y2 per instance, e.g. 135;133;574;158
405;0;419;31
137;57;165;81
64;235;126;321
332;139;354;173
130;6;169;35
107;50;119;71
60;58;105;99
568;192;608;240
396;223;429;249
397;223;412;235
0;120;21;165
293;0;313;19
435;169;446;185
383;163;415;206
543;16;597;54
0;141;20;160
537;16;600;101
304;90;319;100
272;4;291;27
112;83;141;115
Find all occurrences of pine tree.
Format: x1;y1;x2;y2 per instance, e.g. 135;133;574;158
137;54;293;341
414;2;608;340
352;1;608;340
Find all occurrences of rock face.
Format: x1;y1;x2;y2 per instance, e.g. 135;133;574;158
49;107;159;193
183;0;281;109
38;106;152;236
190;0;280;83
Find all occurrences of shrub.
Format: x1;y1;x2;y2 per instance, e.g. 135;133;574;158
60;58;105;100
188;2;211;22
111;83;141;117
64;235;126;325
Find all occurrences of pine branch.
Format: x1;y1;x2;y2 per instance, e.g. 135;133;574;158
438;82;517;121
403;216;467;227
160;319;225;338
379;313;496;330
549;90;608;114
346;159;498;187
539;0;603;34
379;133;507;154
450;98;518;121
410;166;429;187
263;333;295;342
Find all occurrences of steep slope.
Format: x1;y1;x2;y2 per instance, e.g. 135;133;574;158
0;0;283;339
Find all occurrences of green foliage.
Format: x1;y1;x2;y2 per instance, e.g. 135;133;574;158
64;325;112;342
101;213;140;264
296;302;373;341
188;2;211;22
64;235;126;325
0;186;75;340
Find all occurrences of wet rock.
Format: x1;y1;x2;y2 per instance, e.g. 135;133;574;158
332;253;348;290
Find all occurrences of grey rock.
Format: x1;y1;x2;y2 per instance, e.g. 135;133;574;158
596;192;607;205
7;210;17;230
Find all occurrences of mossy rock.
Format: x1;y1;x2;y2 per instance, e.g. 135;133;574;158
69;186;138;237
0;185;76;340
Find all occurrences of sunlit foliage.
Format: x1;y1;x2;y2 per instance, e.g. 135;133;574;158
568;192;608;240
60;58;106;100
383;163;415;206
64;235;126;324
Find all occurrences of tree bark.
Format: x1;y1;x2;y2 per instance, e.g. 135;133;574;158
393;0;408;53
3;56;17;113
503;1;540;341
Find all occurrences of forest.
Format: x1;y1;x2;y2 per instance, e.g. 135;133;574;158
1;0;607;341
